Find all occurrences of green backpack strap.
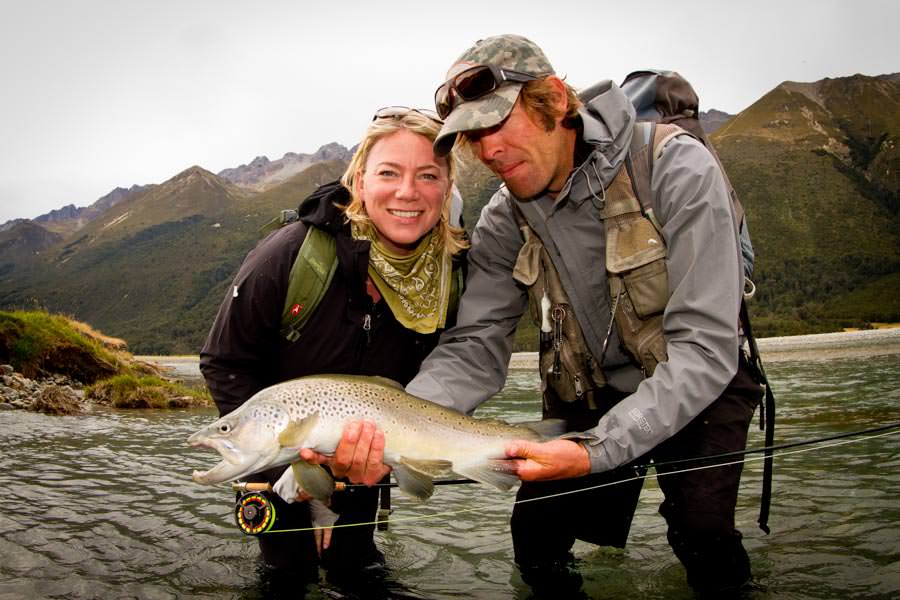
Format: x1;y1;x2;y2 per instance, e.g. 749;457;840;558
280;225;338;342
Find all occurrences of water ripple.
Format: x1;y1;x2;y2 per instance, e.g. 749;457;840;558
0;355;898;598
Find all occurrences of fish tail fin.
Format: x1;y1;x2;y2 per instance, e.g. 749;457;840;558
520;418;568;440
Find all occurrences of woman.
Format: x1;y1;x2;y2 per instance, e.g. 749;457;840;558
199;107;467;583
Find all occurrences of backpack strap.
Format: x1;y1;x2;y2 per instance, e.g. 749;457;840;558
280;225;338;342
624;121;686;235
742;299;776;534
279;224;465;341
626;121;655;215
626;119;776;534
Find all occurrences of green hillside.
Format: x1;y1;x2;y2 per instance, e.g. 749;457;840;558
2;161;347;353
713;75;900;336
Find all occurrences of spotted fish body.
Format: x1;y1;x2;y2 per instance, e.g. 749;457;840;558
188;374;558;500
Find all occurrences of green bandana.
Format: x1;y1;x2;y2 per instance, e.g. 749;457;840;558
352;223;452;334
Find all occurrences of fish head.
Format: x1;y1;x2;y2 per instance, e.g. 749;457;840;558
187;400;291;485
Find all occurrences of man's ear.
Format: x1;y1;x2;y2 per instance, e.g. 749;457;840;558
548;76;568;108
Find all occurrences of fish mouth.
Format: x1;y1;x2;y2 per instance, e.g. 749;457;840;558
188;435;290;485
188;435;259;484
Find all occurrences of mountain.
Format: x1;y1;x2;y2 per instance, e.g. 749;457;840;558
0;219;27;233
700;109;734;134
712;73;900;335
217;143;353;191
1;160;347;353
22;184;154;236
1;72;896;352
0;220;62;265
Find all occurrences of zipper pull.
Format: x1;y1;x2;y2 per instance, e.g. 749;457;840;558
540;290;552;346
363;313;372;345
551;305;565;377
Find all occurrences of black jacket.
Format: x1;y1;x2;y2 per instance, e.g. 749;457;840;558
200;181;452;416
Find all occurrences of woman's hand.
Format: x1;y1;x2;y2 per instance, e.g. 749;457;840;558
300;420;392;486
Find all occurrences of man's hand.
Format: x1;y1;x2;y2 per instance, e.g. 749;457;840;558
504;439;591;481
299;420;391;486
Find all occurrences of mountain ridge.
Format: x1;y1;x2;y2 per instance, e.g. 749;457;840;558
1;72;896;351
711;73;899;334
216;142;354;191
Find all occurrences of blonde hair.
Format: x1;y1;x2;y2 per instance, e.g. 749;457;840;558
340;111;469;256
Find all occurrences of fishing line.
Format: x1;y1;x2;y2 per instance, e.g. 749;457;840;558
516;425;900;507
328;420;900;490
256;422;900;534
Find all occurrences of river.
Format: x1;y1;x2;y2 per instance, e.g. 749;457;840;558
1;334;898;599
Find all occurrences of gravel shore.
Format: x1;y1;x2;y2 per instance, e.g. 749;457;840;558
141;328;900;378
508;327;900;370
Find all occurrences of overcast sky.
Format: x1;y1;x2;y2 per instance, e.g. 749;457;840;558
1;0;896;223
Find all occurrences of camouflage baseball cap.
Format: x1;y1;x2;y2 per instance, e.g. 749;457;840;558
433;34;555;156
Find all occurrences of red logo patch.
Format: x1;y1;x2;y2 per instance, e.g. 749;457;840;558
290;303;303;316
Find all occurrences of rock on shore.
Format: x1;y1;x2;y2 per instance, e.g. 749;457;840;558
0;364;86;414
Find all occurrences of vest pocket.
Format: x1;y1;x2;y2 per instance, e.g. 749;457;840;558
632;316;667;376
622;259;668;319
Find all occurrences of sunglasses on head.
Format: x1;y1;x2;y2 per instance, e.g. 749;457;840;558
434;64;547;119
373;106;443;123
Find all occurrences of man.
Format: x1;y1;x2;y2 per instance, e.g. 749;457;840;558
316;34;763;595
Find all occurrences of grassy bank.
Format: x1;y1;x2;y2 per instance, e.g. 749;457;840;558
0;310;210;408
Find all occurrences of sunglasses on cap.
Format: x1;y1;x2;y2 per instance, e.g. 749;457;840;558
434;64;547;119
373;106;443;123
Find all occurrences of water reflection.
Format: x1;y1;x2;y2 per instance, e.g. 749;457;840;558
0;354;898;599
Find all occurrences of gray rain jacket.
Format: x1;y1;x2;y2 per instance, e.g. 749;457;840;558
406;80;744;473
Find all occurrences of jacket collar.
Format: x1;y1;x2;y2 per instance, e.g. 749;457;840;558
556;80;635;207
297;180;351;236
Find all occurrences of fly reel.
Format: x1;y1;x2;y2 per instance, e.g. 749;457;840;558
234;492;277;535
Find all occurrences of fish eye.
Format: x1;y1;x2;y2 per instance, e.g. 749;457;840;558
219;423;231;433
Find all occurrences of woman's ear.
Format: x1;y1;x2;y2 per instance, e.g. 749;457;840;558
355;170;366;204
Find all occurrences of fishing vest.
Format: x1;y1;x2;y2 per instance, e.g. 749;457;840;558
512;122;686;411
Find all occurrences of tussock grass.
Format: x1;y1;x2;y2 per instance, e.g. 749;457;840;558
0;309;212;409
86;373;210;408
0;310;124;381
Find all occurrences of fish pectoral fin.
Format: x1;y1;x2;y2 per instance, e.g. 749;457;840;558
453;459;520;492
278;413;320;447
291;461;335;502
393;458;442;502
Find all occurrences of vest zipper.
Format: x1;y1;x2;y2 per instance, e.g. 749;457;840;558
352;310;373;371
600;284;623;363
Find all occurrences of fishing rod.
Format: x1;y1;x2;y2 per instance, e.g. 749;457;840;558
229;420;900;535
230;478;477;534
232;477;476;494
